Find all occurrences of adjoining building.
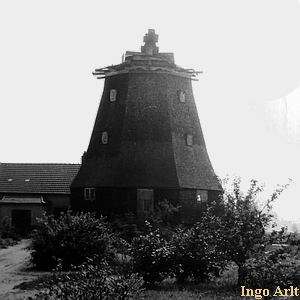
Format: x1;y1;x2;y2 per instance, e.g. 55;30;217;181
71;30;222;223
0;163;80;234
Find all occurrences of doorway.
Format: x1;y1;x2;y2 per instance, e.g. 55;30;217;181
11;209;31;234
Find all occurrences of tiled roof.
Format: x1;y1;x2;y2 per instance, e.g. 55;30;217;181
0;195;47;204
0;163;80;195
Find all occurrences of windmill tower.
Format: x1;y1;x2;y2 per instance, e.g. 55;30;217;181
71;29;222;223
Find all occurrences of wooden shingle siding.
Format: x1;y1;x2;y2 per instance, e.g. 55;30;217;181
71;30;222;223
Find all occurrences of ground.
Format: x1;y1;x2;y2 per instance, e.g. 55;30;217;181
1;240;299;300
0;240;42;300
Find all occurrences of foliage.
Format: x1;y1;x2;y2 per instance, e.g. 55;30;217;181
110;200;180;243
131;222;173;285
137;264;239;300
0;237;19;249
35;256;144;300
1;216;18;240
148;199;181;241
150;199;181;229
109;211;143;243
109;253;144;300
28;210;114;270
288;231;300;246
130;177;293;286
198;176;291;285
26;177;297;294
241;249;300;293
19;260;248;300
169;225;227;283
131;220;227;285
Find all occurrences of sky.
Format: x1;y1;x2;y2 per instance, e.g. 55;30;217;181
0;1;300;225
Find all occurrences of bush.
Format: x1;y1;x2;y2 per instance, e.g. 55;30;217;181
109;212;143;243
131;215;228;285
169;224;227;283
199;176;291;285
241;249;300;293
109;254;144;300
131;221;225;285
1;216;19;240
0;237;19;249
35;256;143;300
109;200;180;243
150;199;181;229
169;227;201;283
131;222;173;285
28;210;114;270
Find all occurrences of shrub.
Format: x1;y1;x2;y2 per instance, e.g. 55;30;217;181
109;200;180;243
169;227;200;283
28;210;114;270
131;222;173;285
199;176;291;285
35;256;143;300
109;212;143;243
287;231;300;246
131;218;227;285
109;254;144;300
151;199;181;229
241;249;300;293
1;216;18;240
0;237;19;249
169;225;227;283
148;199;181;241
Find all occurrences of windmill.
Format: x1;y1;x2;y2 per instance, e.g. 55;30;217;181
71;30;222;223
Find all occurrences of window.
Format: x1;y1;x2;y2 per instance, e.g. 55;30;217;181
84;188;95;201
102;132;108;144
177;90;186;103
110;89;117;102
186;134;193;146
196;190;208;203
137;189;154;213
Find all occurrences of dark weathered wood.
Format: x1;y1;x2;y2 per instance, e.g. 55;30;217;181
71;30;222;223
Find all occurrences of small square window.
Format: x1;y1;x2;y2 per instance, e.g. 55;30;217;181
102;132;108;144
84;188;95;201
186;134;193;146
110;89;117;102
177;90;186;103
197;190;208;203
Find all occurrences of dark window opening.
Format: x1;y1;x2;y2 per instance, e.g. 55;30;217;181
84;188;95;201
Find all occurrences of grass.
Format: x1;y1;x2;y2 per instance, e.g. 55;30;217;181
138;290;244;300
136;261;300;300
14;259;300;299
20;262;249;300
137;264;245;300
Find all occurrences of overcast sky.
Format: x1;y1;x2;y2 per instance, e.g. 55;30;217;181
1;1;300;224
